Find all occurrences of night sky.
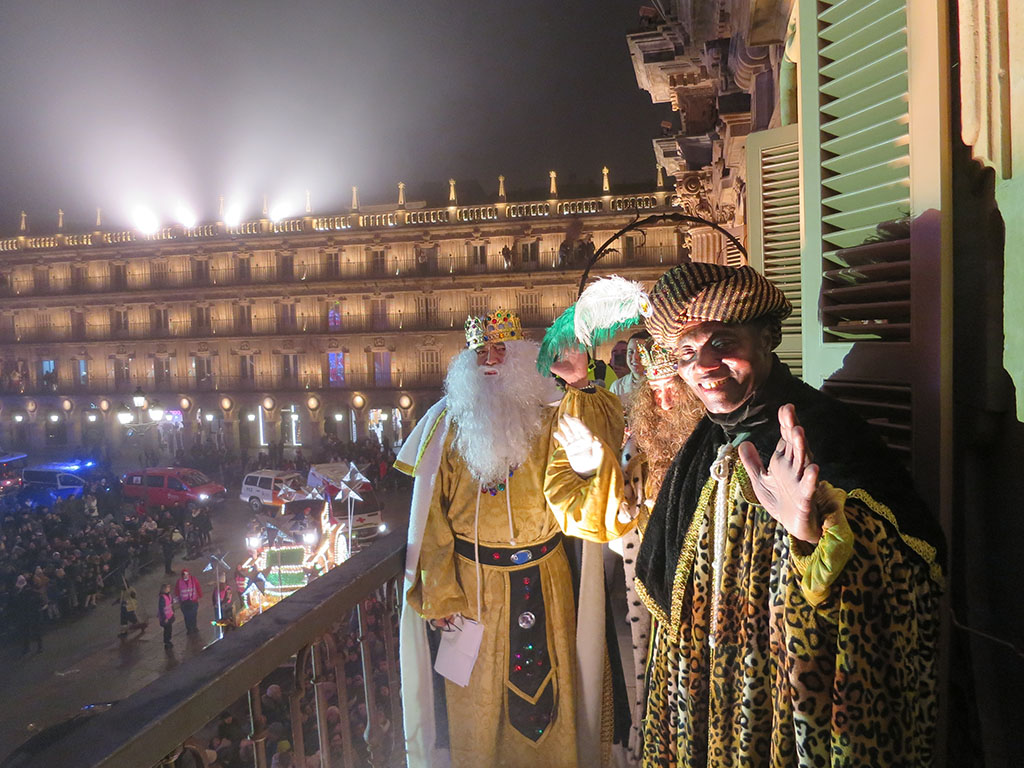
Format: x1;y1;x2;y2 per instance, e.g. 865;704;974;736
0;0;670;235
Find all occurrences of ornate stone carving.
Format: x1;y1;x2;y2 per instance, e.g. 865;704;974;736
958;0;1011;177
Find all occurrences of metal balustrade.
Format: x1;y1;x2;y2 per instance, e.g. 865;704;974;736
22;531;407;768
0;370;445;396
0;244;681;299
0;299;580;344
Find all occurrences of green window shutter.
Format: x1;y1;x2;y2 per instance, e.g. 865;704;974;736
799;0;953;506
747;124;803;377
817;0;911;343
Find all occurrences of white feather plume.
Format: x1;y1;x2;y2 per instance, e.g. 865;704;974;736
573;276;652;346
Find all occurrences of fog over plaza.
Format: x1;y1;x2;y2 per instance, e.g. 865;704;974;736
0;0;668;235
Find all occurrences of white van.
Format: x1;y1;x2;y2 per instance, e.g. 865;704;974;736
240;470;305;513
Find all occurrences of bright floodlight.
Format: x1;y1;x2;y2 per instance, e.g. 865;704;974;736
246;535;261;550
132;205;159;234
175;202;197;229
268;200;292;222
223;203;243;227
302;531;317;545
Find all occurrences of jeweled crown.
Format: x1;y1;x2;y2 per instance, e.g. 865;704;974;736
465;315;487;349
484;308;521;344
639;343;677;382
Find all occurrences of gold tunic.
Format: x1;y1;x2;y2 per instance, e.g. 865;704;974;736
407;386;629;768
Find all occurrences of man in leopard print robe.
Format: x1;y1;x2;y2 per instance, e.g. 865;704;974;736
635;263;944;767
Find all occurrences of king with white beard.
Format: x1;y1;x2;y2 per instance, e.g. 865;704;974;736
405;309;633;768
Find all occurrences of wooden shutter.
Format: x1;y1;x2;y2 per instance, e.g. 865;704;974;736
747;124;802;377
818;0;911;342
797;0;952;516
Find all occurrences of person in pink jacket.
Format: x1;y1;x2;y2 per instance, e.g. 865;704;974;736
174;568;202;635
158;582;175;649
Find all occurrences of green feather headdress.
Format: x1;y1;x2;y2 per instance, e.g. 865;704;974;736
537;305;583;374
536;276;652;374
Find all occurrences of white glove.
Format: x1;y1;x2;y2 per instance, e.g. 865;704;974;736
552;415;604;479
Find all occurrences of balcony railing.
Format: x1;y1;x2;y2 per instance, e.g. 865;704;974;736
0;371;445;397
2;304;571;345
0;244;683;299
22;529;406;768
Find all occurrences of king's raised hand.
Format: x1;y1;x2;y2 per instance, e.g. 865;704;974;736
553;414;604;479
737;404;822;545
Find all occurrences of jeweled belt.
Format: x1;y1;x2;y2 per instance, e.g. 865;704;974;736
452;530;563;742
453;531;563;568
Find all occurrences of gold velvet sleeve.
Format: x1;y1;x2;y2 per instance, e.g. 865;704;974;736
543;386;633;543
788;481;855;608
405;438;470;621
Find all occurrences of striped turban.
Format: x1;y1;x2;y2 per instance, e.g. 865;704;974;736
646;263;792;349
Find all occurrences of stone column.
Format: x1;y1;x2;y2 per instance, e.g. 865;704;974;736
222;414;240;454
181;411;197;454
66;409;83;451
27;414;46;453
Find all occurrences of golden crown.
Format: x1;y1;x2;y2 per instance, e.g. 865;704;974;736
465;315;487;349
639;343;677;382
484;308;521;344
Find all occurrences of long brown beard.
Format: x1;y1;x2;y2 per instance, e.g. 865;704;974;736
627;377;705;494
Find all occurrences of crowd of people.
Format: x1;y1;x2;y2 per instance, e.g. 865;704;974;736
183;595;398;768
310;434;401;492
0;474;217;655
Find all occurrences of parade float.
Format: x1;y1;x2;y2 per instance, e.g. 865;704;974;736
235;462;385;623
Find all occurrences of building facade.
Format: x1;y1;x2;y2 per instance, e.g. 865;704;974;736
0;185;691;458
627;0;794;260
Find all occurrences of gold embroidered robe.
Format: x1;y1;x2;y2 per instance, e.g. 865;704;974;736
407;386;630;767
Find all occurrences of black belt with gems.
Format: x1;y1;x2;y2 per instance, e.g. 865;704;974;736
453;531;562;742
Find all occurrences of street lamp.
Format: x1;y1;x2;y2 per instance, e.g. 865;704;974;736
117;405;134;425
149;400;165;422
132;386;147;409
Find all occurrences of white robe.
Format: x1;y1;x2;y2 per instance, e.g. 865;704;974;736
395;398;451;768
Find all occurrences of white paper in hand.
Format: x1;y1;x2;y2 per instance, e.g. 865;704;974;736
433;619;484;687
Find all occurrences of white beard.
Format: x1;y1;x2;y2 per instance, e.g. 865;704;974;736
444;341;561;487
